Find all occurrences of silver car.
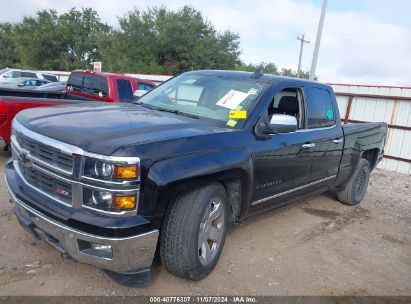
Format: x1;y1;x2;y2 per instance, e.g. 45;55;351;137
0;77;51;89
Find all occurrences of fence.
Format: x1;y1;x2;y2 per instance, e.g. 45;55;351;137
41;71;411;175
331;84;411;175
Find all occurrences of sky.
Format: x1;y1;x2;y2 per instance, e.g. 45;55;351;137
1;0;411;86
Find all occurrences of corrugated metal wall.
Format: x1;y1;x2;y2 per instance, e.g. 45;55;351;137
331;84;411;175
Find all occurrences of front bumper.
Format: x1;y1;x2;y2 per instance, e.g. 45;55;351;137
5;167;159;274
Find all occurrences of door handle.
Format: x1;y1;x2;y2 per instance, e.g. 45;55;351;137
302;143;316;148
333;138;343;144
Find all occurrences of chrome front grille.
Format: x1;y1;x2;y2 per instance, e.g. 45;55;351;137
18;159;72;205
15;131;73;173
10;119;139;216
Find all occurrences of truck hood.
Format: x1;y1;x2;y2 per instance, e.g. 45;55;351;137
16;103;227;155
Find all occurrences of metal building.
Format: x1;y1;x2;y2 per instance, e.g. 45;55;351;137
331;84;411;175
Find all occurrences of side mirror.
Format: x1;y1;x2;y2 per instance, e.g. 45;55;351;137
133;89;148;99
17;83;24;87
259;114;297;134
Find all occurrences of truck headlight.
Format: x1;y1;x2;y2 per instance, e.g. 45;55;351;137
81;155;140;213
83;158;138;180
84;189;136;211
94;162;114;178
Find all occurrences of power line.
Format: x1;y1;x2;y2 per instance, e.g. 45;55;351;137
297;33;310;78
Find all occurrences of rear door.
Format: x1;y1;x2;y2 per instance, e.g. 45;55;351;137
83;75;109;101
67;73;110;102
116;79;134;102
300;86;344;187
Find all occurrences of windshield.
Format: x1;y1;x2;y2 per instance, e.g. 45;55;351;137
136;74;269;128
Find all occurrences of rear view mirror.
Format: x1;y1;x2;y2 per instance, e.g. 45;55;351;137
133;89;148;99
260;114;297;134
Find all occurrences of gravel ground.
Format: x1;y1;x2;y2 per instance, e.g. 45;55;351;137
0;151;410;296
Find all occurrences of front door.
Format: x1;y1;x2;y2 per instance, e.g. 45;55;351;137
250;87;312;210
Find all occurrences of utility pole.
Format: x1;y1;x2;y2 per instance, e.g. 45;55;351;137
297;34;310;78
309;0;328;80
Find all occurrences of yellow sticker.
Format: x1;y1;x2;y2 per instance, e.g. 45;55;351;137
226;119;238;127
229;110;247;119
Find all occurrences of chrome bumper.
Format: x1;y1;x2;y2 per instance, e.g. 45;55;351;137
5;177;159;274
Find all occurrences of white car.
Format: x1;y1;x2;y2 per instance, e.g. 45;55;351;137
0;68;58;82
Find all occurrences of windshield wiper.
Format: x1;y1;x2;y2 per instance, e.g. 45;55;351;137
134;102;157;110
156;107;200;119
133;102;199;119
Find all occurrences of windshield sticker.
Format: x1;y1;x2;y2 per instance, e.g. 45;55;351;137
326;109;334;119
229;110;247;119
216;90;249;109
248;88;258;95
226;119;238;127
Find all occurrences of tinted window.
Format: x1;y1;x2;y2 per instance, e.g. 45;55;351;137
117;79;133;102
306;87;335;128
92;76;108;97
42;74;58;82
11;71;21;78
67;73;83;92
138;83;155;91
83;75;94;92
67;73;108;97
21;72;37;78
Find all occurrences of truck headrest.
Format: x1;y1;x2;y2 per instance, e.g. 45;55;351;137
278;96;299;115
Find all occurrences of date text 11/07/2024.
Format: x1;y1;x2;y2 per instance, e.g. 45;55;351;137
149;296;257;303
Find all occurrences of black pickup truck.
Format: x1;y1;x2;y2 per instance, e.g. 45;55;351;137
4;70;387;286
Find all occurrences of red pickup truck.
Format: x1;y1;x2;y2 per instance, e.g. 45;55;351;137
0;70;157;150
66;70;156;102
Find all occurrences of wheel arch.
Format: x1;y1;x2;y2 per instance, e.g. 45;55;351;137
361;148;380;170
141;149;252;226
156;169;249;227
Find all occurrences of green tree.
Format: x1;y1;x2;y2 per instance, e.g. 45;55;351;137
58;8;110;70
0;23;20;68
12;8;108;70
102;6;241;74
235;62;314;80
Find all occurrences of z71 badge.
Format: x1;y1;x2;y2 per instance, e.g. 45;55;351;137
56;188;69;197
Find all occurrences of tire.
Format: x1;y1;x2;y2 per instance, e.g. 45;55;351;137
337;158;371;206
160;183;228;280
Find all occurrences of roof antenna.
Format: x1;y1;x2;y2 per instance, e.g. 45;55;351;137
252;69;263;79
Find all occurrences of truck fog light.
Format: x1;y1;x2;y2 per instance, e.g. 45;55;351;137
91;243;112;253
78;240;113;259
90;243;112;258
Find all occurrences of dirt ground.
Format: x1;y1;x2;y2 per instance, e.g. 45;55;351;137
0;151;410;296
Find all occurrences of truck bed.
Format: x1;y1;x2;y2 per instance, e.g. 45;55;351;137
0;95;95;149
